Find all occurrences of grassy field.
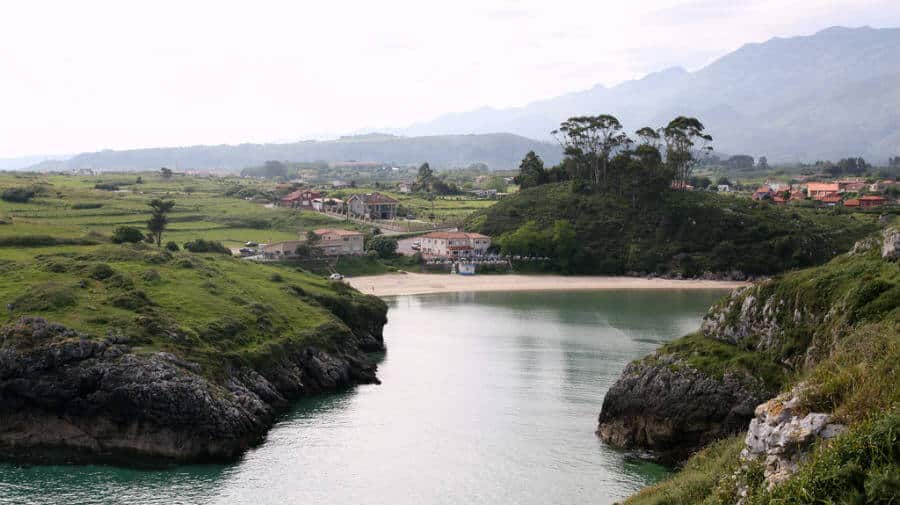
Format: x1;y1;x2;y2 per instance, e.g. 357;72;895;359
0;172;356;250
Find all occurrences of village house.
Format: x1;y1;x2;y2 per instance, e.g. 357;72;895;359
310;228;364;256
839;181;868;193
821;193;843;206
347;192;399;219
311;197;343;212
419;231;492;259
278;189;321;208
843;198;860;208
790;189;806;202
859;195;888;209
806;182;841;201
259;240;303;258
751;186;773;201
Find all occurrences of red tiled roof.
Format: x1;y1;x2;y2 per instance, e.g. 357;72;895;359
860;195;887;201
313;228;363;236
807;182;840;192
422;232;491;240
280;190;303;201
822;194;842;203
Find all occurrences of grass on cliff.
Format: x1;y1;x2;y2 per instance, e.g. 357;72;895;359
465;181;879;276
0;242;385;379
622;230;900;505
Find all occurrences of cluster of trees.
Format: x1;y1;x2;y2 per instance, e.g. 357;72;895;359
1;187;36;203
515;115;713;207
496;220;578;271
804;157;872;177
413;163;463;195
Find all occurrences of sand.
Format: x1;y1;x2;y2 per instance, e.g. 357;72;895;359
346;272;747;297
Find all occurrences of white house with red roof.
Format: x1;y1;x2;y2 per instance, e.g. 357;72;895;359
419;231;492;259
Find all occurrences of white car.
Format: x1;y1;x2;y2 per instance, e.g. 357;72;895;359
329;273;344;280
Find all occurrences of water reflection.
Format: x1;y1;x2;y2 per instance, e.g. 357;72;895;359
1;289;726;505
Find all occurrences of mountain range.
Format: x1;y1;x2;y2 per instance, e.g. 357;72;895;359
16;26;900;171
403;26;900;163
25;133;560;172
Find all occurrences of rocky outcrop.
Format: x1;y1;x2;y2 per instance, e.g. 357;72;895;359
596;354;771;463
739;388;846;489
883;226;900;260
0;315;384;464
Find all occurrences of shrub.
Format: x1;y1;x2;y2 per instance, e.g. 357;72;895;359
366;235;398;259
183;239;230;254
10;283;77;312
111;226;145;244
88;263;115;280
0;235;98;247
93;183;120;191
140;269;162;283
165;241;180;252
269;273;284;282
1;188;36;203
71;203;103;210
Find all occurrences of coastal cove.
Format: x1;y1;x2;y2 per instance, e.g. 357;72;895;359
0;289;729;505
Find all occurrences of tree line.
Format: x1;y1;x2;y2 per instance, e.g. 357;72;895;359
514;115;713;207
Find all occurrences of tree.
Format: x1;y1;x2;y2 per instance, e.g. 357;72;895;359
725;155;754;171
515;151;547;189
663;116;713;190
111;226;145;244
553;115;630;189
416;162;434;191
135;176;143;184
366;235;397;259
146;199;175;247
305;229;321;250
551;220;577;271
160;167;173;179
757;156;769;170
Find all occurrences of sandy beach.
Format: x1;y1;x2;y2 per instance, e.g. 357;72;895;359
346;272;748;297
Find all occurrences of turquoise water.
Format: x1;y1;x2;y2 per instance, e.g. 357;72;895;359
0;289;726;505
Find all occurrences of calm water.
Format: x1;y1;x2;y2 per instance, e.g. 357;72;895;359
0;289;726;505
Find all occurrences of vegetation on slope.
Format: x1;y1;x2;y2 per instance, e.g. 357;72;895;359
0;243;385;379
620;229;900;505
467;181;878;276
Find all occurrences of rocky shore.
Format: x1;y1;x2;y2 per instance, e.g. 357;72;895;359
0;313;386;465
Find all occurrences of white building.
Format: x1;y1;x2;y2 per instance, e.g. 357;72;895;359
419;232;491;258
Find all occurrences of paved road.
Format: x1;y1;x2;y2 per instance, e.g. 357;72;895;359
396;237;422;255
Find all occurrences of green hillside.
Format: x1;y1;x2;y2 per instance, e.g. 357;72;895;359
465;181;880;276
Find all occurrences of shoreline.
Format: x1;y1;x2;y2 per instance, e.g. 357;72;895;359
346;272;748;297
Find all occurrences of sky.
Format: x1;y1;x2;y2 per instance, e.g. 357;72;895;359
2;0;900;158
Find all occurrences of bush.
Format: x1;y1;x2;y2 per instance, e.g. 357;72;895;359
1;188;36;203
93;183;120;191
111;226;145;244
165;241;180;252
88;263;116;280
10;283;77;312
183;239;230;254
366;235;398;259
71;203;103;210
269;273;284;282
0;235;98;247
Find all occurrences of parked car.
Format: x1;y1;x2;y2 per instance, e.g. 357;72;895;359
411;242;421;250
238;247;255;256
245;241;258;247
329;273;344;280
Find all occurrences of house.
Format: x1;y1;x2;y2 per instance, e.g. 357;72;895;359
311;197;343;212
789;189;805;202
280;189;321;208
260;240;303;258
347;192;399;219
398;182;412;193
310;228;364;256
859;195;888;209
468;189;498;198
419;231;492;259
806;182;841;200
772;195;787;205
821;193;843;206
716;184;731;192
751;186;773;201
843;198;861;208
839;181;867;193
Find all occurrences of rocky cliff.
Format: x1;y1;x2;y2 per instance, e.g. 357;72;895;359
0;312;385;465
598;226;899;464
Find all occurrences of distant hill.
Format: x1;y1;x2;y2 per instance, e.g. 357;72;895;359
28;133;560;172
404;26;900;163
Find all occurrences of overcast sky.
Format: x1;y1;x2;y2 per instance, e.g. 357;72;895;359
2;0;900;158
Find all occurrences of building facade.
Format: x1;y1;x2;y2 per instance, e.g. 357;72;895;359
347;192;399;219
311;228;364;256
419;232;491;258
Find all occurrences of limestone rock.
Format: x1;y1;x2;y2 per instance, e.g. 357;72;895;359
882;227;900;260
740;387;847;488
596;354;771;463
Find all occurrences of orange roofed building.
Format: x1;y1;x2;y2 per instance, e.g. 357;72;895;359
859;195;888;209
806;182;841;201
419;232;492;259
